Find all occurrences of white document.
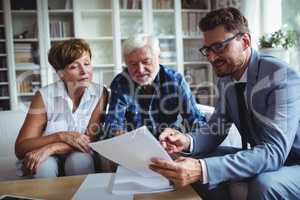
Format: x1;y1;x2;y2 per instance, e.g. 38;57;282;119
111;166;174;195
89;126;173;177
71;173;133;200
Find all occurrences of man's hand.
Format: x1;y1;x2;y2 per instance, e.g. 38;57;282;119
159;128;191;154
149;157;202;187
23;145;52;175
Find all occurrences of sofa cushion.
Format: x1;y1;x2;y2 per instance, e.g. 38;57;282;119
197;104;242;148
0;157;24;181
0;111;26;158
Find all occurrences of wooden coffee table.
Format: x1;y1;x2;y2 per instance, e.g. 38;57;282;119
0;174;202;200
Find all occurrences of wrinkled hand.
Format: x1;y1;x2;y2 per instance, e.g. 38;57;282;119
60;131;91;153
23;146;51;175
159;128;190;154
149;157;202;187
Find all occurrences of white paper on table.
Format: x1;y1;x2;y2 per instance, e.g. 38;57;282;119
71;173;133;200
89;126;173;177
111;165;174;195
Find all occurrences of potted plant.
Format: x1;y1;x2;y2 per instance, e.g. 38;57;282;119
259;28;298;63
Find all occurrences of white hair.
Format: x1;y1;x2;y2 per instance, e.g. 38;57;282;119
122;34;160;57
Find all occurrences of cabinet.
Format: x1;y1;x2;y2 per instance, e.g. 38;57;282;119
181;0;214;105
4;0;240;110
0;0;10;110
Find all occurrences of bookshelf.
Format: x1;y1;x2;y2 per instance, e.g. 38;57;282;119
0;0;10;110
3;0;243;110
10;0;43;110
152;0;177;69
181;0;215;105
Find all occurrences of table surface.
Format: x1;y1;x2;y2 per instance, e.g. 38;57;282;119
0;174;202;200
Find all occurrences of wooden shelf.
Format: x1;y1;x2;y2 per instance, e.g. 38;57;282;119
85;37;113;41
81;9;112;16
153;9;174;13
182;9;210;13
14;38;38;42
0;82;9;85
0;96;10;100
18;92;35;97
48;9;73;14
11;10;37;15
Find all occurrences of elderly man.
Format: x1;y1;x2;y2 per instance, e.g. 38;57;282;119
150;7;300;200
104;34;206;138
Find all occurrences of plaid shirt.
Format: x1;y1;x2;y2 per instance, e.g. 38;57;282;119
104;65;206;138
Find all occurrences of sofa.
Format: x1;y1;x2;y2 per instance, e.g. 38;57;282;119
0;110;27;181
0;105;242;182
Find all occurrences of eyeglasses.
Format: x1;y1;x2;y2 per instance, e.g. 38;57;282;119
199;32;244;56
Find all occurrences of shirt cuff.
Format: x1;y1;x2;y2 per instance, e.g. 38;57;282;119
188;134;193;152
179;134;193;156
199;159;208;184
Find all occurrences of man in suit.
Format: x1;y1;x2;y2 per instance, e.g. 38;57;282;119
150;7;300;199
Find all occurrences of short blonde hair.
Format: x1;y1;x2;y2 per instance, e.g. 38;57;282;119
48;38;91;71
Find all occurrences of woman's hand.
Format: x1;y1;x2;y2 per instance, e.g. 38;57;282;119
23;145;52;175
59;131;91;153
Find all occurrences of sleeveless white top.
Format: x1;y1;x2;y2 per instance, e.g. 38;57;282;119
39;81;102;135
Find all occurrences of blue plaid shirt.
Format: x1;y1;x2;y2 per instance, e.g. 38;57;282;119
104;65;206;138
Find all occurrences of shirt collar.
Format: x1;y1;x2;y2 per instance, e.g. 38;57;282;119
238;67;248;83
53;80;97;99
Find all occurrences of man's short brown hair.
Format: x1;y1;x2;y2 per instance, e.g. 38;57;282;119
48;38;92;71
199;7;249;34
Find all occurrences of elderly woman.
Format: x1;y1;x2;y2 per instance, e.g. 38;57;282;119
15;39;108;178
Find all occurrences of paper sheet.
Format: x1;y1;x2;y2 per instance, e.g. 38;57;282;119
89;126;173;177
71;173;133;200
111;166;174;195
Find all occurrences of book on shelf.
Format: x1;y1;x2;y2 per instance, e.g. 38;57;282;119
153;0;173;9
182;12;188;36
65;0;72;9
0;85;9;96
15;52;33;63
182;0;209;9
50;21;73;38
0;27;5;39
17;80;32;93
214;0;242;9
182;12;207;37
120;0;142;9
159;51;176;62
0;58;6;68
0;42;5;54
0;71;7;81
14;43;32;50
185;65;208;85
14;43;34;63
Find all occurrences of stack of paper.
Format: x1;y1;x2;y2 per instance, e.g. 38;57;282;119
111;166;173;194
89;126;174;194
72;173;133;200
